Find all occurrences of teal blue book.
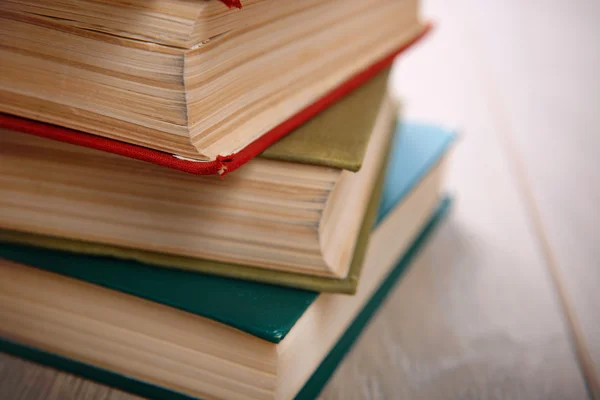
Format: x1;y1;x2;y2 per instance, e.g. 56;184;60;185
0;123;455;400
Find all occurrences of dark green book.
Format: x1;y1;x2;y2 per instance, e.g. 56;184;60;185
0;123;455;399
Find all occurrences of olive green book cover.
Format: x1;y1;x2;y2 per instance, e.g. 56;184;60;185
0;68;393;294
0;139;388;294
261;68;391;171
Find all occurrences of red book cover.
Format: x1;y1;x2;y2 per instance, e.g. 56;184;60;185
0;25;431;176
220;0;243;8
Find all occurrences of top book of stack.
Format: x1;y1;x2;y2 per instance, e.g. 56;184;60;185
0;0;427;174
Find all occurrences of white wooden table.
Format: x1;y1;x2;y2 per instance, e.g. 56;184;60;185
2;0;599;398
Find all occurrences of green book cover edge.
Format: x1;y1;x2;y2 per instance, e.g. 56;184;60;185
0;159;384;293
260;68;391;171
0;197;452;400
0;112;395;295
0;123;457;344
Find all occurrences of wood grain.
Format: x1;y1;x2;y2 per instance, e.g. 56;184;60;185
323;0;590;396
320;228;588;400
0;354;142;400
460;2;600;396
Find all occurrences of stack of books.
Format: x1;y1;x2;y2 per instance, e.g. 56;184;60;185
0;1;455;399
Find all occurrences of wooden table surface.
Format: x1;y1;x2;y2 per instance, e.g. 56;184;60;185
2;0;599;399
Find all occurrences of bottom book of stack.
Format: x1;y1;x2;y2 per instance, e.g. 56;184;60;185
0;122;455;400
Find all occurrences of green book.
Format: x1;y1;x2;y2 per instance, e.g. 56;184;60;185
261;68;391;171
0;69;397;293
0;123;456;399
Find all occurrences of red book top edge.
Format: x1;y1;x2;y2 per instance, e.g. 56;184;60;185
0;25;431;176
220;0;243;8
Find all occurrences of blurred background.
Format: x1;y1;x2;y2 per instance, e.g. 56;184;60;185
322;0;600;398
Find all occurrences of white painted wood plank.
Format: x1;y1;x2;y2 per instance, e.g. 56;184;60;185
458;0;600;393
320;1;590;398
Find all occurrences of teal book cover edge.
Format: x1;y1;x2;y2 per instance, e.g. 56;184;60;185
0;123;456;344
1;197;452;400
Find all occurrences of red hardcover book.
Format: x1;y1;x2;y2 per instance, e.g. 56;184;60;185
220;0;243;8
0;1;430;176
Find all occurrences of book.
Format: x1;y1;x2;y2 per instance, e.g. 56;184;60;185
220;0;243;8
0;200;450;400
0;123;455;399
0;0;428;174
0;70;397;288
